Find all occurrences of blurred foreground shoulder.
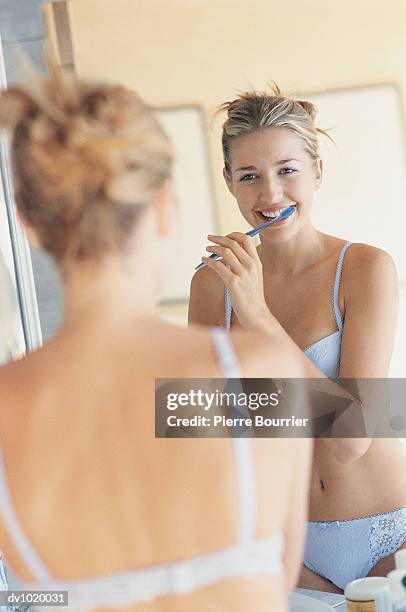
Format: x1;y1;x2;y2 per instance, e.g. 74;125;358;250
188;266;226;327
230;329;305;378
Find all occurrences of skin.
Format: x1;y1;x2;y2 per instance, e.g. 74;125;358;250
0;178;312;612
188;126;405;592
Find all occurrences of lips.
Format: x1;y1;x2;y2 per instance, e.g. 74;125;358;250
255;204;297;222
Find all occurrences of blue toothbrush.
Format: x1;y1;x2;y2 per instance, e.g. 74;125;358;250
195;205;296;271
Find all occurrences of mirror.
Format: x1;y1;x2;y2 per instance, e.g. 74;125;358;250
1;0;406;373
0;1;405;603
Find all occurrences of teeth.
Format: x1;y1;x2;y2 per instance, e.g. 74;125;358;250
259;206;290;218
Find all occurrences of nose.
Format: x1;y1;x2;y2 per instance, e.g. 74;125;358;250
260;176;283;204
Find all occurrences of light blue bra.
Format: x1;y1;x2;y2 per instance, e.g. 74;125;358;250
225;241;352;379
0;327;283;610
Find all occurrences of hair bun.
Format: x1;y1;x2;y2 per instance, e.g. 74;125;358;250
0;89;37;130
2;59;173;264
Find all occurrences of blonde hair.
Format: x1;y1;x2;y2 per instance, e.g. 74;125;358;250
218;83;329;174
0;61;173;265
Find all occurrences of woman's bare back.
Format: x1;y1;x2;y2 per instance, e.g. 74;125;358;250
0;316;311;610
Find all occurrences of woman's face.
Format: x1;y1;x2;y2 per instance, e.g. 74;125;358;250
224;127;321;242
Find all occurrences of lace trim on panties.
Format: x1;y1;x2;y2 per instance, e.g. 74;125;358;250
370;506;406;567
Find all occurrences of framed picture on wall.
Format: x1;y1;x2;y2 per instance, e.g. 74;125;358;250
306;84;406;282
155;105;218;304
305;83;406;376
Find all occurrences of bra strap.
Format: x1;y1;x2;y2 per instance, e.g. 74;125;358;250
209;327;256;545
0;445;52;581
0;553;8;590
232;438;256;544
332;241;352;331
210;326;241;378
225;289;232;331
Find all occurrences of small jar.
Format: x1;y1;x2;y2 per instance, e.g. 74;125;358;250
344;577;392;612
388;550;406;611
395;550;406;570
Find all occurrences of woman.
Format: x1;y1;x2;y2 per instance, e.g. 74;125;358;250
0;67;312;610
189;86;405;592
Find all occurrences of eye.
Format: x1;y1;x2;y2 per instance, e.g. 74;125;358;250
279;167;297;175
239;173;258;182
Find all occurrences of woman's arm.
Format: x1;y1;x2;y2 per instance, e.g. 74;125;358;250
329;246;399;459
188;267;225;327
339;245;398;378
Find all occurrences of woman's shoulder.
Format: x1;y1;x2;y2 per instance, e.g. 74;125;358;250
0;349;42;424
188;266;226;326
321;233;397;284
323;234;395;265
343;242;398;287
334;242;398;319
190;265;225;295
346;241;395;262
0;347;38;383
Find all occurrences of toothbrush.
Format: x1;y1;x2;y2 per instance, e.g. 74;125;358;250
195;205;296;271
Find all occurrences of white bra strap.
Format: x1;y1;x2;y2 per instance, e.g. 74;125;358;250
232;438;256;544
210;326;241;378
225;289;232;331
0;553;8;590
0;444;52;581
209;327;256;545
332;241;352;331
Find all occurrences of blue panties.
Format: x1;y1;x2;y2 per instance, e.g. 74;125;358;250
304;506;406;590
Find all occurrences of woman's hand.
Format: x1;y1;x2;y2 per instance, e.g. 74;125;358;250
202;232;274;333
